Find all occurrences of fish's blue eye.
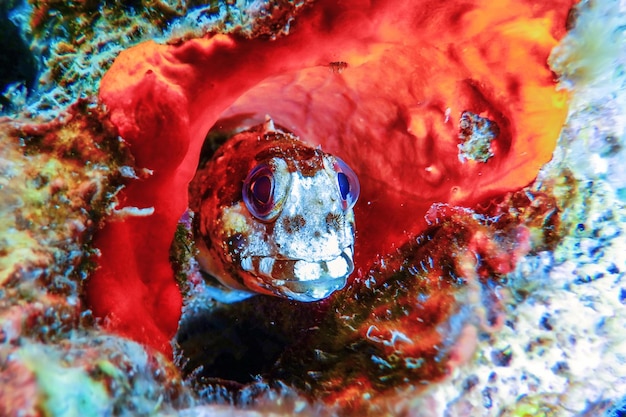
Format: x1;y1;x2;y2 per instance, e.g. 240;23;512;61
337;172;350;200
334;158;360;210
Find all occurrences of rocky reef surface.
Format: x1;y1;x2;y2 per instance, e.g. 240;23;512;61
0;1;624;416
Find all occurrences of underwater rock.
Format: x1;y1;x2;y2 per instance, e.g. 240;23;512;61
0;100;194;415
0;100;129;289
0;337;192;417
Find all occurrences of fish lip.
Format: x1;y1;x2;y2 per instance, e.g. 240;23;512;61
277;276;348;302
243;246;354;281
241;246;354;300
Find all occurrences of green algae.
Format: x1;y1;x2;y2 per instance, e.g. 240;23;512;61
457;111;498;163
18;345;112;417
499;394;560;417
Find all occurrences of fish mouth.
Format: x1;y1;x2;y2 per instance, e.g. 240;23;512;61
240;246;354;302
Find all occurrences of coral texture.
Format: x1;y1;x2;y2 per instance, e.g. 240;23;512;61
0;101;191;415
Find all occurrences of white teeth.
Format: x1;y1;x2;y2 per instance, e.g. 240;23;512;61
326;255;348;278
241;257;253;272
258;257;275;277
293;260;322;281
245;245;355;283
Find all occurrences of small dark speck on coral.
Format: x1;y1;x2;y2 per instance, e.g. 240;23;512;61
462;375;479;392
608;263;620;274
596;316;608;334
482;387;493;409
478;331;493;342
551;361;569;375
619;288;626;304
539;313;553;331
574;274;593;285
491;345;513;367
589;245;604;258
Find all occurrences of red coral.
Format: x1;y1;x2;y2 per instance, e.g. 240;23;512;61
87;0;572;357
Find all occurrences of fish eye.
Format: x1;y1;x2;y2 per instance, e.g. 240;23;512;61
251;172;272;205
337;172;350;200
334;157;360;210
243;160;289;221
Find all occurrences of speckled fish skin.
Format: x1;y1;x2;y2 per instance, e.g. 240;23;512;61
190;120;358;302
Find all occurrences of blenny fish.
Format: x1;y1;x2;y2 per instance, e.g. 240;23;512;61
189;119;359;302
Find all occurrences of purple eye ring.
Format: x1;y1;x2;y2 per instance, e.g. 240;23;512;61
242;160;290;221
334;157;360;211
243;164;275;220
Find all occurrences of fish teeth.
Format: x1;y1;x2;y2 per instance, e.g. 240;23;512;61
293;260;322;281
326;254;348;278
246;245;355;283
241;257;253;272
258;257;275;277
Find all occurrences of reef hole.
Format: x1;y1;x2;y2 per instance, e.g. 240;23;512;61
175;295;322;385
